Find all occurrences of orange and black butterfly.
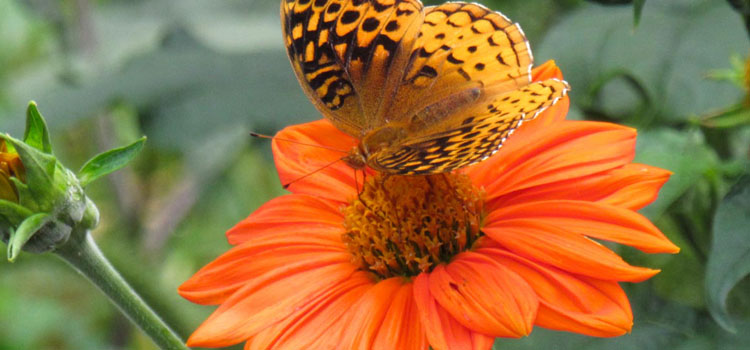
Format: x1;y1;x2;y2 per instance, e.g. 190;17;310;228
281;0;569;175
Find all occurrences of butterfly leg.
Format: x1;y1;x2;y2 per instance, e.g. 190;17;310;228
354;169;389;221
438;173;477;250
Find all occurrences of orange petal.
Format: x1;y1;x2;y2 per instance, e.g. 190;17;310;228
467;121;637;201
273;119;365;203
479;247;633;337
186;263;364;348
532;60;564;81
488;163;672;212
529;95;570;127
337;278;430;350
484;219;659;282
179;230;349;304
370;280;428;350
470;333;495;350
413;273;496;350
226;193;344;245
243;271;373;350
486;200;679;254
343;278;403;349
428;253;538;337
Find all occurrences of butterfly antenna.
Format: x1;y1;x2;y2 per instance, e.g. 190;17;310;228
250;132;349;154
282;157;344;189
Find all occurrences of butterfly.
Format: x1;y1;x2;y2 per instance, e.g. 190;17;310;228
281;0;569;175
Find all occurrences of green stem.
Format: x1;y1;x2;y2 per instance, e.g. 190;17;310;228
55;230;189;350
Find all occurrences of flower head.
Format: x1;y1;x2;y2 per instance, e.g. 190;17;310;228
179;61;679;350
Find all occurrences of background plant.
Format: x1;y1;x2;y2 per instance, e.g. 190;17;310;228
0;0;748;349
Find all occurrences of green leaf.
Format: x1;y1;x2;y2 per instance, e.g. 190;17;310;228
7;212;50;262
536;0;749;123
706;175;750;332
634;0;646;26
78;137;146;187
23;101;52;154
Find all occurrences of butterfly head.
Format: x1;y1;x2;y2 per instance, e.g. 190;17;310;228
342;146;367;171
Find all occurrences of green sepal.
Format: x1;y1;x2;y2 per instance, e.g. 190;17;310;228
7;212;50;262
633;0;646;26
0;199;33;226
8;177;35;212
23;101;53;154
78;136;146;187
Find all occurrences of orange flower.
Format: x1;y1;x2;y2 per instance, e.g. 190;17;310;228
179;61;679;350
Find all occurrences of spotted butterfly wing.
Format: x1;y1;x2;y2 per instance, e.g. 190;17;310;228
281;0;424;137
387;2;535;124
281;0;570;175
372;79;568;174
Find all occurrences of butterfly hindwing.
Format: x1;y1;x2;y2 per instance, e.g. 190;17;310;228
372;79;570;175
384;2;534;123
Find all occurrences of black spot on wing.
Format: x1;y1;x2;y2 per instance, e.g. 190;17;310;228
362;17;380;32
385;20;400;32
341;10;360;24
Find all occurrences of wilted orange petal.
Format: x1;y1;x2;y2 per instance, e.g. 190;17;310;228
179;231;349;304
486;200;679;253
413;273;494;350
273;119;365;203
244;271;373;350
488;164;671;212
186;262;360;347
429;252;538;337
226;194;344;245
479;247;633;337
484;220;659;282
468;121;636;202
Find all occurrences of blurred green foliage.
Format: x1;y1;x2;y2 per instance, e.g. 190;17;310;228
0;0;749;349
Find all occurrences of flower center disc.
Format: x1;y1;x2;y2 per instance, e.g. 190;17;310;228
342;173;484;280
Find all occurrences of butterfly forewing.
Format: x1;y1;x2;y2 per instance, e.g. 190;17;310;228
282;0;423;137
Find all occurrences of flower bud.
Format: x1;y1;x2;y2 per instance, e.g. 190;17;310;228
1;102;141;261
